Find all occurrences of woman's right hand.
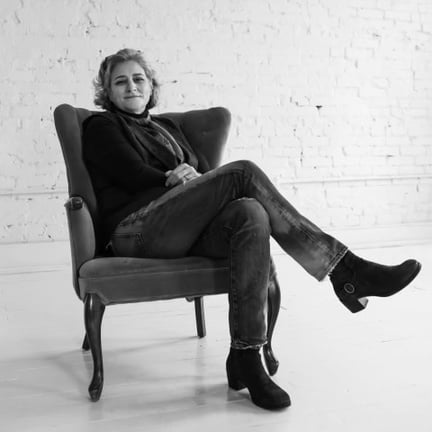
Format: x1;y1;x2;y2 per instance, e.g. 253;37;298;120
165;163;201;187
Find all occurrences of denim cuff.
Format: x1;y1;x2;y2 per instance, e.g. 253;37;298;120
231;339;266;350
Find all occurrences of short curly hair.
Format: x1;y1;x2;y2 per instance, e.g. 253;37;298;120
93;48;160;111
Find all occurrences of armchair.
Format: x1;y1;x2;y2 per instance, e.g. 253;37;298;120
53;103;281;401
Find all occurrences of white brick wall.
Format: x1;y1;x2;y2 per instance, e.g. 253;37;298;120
0;0;431;245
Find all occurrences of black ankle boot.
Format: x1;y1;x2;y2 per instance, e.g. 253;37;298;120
330;251;421;313
226;348;291;410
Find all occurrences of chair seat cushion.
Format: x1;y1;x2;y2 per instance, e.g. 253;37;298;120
79;256;230;305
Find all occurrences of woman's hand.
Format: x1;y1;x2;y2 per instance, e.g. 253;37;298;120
165;163;201;187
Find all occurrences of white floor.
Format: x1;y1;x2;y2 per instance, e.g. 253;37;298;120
0;244;431;432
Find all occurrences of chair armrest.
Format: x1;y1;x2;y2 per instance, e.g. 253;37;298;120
64;196;97;299
65;196;85;211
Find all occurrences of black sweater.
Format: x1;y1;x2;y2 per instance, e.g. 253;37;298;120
82;110;209;243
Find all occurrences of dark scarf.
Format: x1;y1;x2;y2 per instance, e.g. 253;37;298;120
112;106;185;170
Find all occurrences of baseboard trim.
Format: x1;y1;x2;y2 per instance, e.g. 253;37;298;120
328;222;432;249
271;222;432;255
0;241;71;274
1;223;431;274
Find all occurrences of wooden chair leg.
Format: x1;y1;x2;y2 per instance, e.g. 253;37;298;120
82;333;90;351
84;293;105;402
194;297;206;338
263;259;281;376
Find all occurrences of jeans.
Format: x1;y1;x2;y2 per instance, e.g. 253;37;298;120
111;160;348;348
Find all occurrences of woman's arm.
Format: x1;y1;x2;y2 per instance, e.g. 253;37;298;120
83;115;166;193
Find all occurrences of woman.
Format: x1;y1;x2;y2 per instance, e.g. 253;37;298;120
83;48;421;410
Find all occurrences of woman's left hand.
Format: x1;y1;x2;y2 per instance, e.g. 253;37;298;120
165;163;201;187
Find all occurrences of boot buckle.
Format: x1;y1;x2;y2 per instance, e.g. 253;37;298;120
344;283;356;294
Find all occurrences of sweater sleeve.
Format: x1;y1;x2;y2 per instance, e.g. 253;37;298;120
83;115;167;193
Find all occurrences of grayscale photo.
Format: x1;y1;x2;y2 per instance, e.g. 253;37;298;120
0;1;431;431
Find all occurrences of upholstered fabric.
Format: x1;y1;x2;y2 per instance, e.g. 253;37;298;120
79;256;229;305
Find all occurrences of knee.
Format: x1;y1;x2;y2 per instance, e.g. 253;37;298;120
227;198;270;236
225;159;260;175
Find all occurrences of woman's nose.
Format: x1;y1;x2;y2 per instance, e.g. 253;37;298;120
126;79;137;92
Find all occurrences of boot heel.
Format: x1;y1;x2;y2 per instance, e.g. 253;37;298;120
343;295;368;313
227;372;246;390
226;348;291;409
226;351;246;390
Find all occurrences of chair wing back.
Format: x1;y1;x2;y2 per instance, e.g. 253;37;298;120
164;107;231;170
54;104;98;218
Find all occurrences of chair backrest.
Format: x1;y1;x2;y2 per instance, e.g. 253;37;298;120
163;107;231;169
54;103;231;264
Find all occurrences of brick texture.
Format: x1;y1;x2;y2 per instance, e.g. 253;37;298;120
0;0;431;243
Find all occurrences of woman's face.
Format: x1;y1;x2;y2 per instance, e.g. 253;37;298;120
108;60;152;114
